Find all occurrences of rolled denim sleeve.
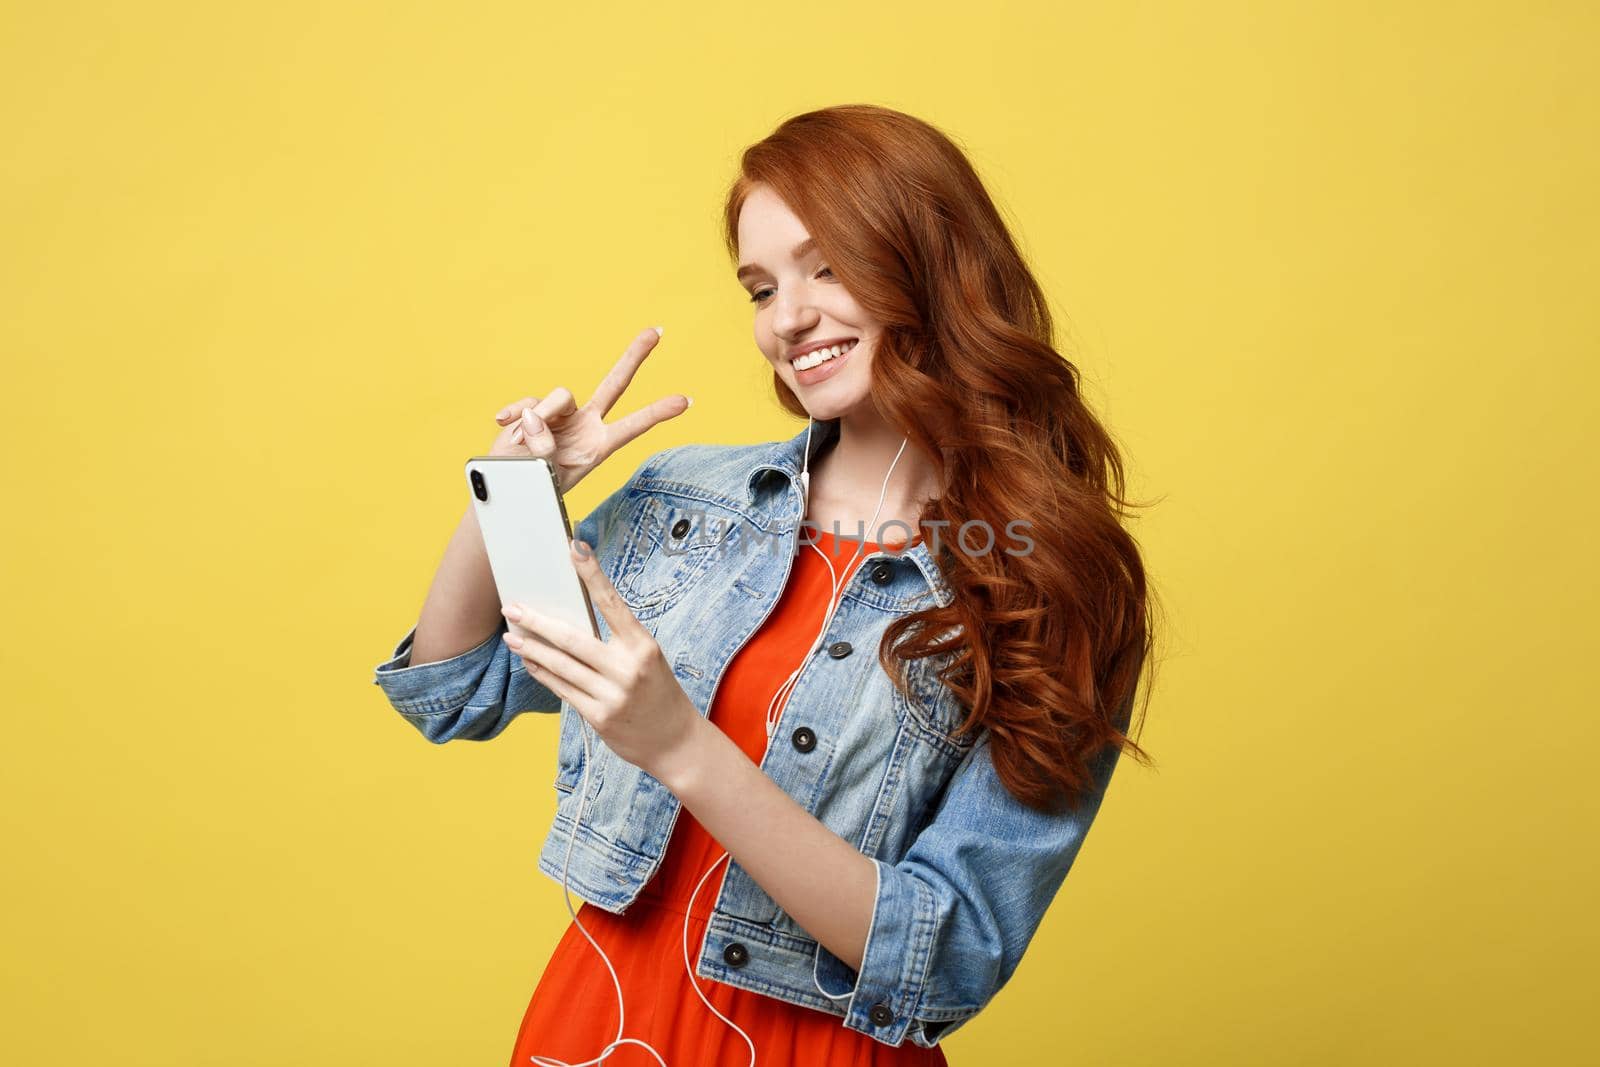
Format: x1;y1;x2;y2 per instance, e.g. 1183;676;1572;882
370;619;553;742
834;718;1130;1046
370;459;650;743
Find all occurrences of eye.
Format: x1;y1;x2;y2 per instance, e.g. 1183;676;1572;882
748;266;832;305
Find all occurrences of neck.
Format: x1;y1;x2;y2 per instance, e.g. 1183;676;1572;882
805;409;943;538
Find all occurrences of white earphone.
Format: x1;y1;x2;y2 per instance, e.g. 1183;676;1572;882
530;418;911;1067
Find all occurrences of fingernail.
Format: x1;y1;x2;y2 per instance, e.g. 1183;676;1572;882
502;631;523;650
502;604;523;621
685;396;693;408
522;409;543;431
570;539;592;558
653;325;664;337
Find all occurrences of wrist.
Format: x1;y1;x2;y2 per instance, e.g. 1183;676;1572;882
651;706;720;798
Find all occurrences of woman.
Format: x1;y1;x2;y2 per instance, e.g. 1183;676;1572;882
372;104;1153;1065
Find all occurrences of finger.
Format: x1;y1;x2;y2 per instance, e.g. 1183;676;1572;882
588;326;665;419
513;641;592;715
569;538;648;643
495;397;540;424
503;603;611;674
533;386;579;426
504;627;605;704
603;393;692;455
517;408;554;457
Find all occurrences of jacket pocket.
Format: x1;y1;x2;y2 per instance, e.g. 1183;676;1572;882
615;496;738;620
893;652;981;758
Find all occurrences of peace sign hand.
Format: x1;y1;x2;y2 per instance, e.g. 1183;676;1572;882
487;326;691;494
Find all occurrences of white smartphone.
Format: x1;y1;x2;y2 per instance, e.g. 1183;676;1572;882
465;455;600;642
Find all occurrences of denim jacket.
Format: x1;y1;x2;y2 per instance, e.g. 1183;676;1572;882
370;417;1130;1048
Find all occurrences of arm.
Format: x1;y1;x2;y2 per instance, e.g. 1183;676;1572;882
836;726;1126;1045
659;686;1135;1047
407;503;507;668
661;716;880;969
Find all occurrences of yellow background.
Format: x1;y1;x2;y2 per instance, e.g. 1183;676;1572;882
3;2;1594;1063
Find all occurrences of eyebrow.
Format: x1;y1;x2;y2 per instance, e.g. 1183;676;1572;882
736;237;818;283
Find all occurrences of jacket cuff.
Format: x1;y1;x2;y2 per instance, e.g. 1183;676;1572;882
371;622;503;714
839;856;937;1045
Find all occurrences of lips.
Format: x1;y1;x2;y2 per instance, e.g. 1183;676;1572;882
789;338;858;371
790;338;858;384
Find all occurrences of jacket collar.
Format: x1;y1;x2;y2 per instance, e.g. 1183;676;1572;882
745;418;954;609
744;416;841;505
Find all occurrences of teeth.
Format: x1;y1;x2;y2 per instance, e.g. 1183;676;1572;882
792;339;857;371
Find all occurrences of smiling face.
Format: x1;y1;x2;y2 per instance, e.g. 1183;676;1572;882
735;184;881;421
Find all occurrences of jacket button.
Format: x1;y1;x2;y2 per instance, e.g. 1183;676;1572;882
671;518;691;539
827;640;853;658
869;1002;894;1027
869;562;893;585
791;726;816;753
722;942;749;968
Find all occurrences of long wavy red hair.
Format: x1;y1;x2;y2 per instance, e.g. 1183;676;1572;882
723;104;1158;814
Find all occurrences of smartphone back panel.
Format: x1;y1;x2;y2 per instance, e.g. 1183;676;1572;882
465;456;599;641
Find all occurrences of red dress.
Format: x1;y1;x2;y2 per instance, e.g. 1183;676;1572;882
510;528;948;1066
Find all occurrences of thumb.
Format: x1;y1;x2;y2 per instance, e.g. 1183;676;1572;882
515;408;555;456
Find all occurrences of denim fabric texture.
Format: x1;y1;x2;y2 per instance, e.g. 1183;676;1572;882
371;417;1130;1047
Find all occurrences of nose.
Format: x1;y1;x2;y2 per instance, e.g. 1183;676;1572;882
771;285;820;344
